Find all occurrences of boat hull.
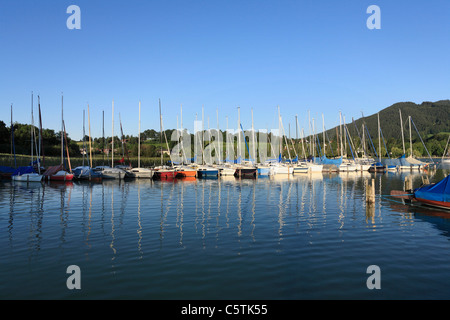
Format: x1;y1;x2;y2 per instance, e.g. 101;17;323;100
12;173;43;182
218;167;236;176
175;170;197;178
257;167;271;176
128;168;154;178
234;168;257;178
153;170;176;180
197;169;219;178
414;198;450;210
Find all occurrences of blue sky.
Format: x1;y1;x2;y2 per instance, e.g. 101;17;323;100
1;0;450;140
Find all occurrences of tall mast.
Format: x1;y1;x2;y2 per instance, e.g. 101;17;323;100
138;101;141;168
238;106;241;163
102;110;105;166
82;110;85;167
409;115;413;157
322;113;325;157
251;108;255;163
278;106;282;158
31;92;33;165
61;93;64;166
159;99;163;166
339;111;343;157
399;109;405;156
112;99;114;167
377;113;381;162
88;104;93;169
38;97;44;168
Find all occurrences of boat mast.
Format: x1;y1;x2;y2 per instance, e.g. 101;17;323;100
38;97;44;168
88;104;93;169
278;106;282;159
61;93;64;166
322;113;326;157
112;99;114;167
238;106;241;163
31;92;33;166
399;109;406;156
377;113;381;162
217;107;221;164
159;99;163;166
308;110;312;156
82;110;85;167
339;111;343;158
103;110;105;166
409;115;413;158
251;108;255;163
138;101;141;169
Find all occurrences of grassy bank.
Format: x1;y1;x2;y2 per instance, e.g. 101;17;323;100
0;153;170;168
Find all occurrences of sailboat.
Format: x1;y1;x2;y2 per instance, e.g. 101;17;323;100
74;105;103;182
12;92;43;182
413;174;450;210
396;111;428;171
44;94;74;181
441;135;450;165
128;101;154;178
233;108;257;178
99;100;130;179
173;104;197;178
368;113;386;173
153;99;177;180
338;134;357;172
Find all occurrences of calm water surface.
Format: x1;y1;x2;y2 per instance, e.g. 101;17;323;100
1;168;450;299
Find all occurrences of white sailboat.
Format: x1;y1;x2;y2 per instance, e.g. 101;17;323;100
128;101;153;178
13;92;43;182
98;100;129;179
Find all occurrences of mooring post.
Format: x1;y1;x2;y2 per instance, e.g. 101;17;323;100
365;178;375;204
405;176;412;192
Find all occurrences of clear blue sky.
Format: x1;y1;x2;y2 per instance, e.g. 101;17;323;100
1;0;449;141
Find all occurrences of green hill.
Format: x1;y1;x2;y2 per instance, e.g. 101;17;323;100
323;100;450;158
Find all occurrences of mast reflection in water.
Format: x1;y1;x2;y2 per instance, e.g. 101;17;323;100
1;169;450;299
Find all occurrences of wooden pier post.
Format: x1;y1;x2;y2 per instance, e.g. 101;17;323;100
365;178;375;204
404;176;412;192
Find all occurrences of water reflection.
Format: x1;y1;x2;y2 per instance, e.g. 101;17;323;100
2;167;449;266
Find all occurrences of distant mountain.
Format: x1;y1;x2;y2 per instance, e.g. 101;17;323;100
326;100;450;142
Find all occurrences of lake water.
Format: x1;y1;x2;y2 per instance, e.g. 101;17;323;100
1;167;450;300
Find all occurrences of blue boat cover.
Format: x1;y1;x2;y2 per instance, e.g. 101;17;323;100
313;156;343;165
12;166;34;176
0;166;15;173
414;175;450;203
